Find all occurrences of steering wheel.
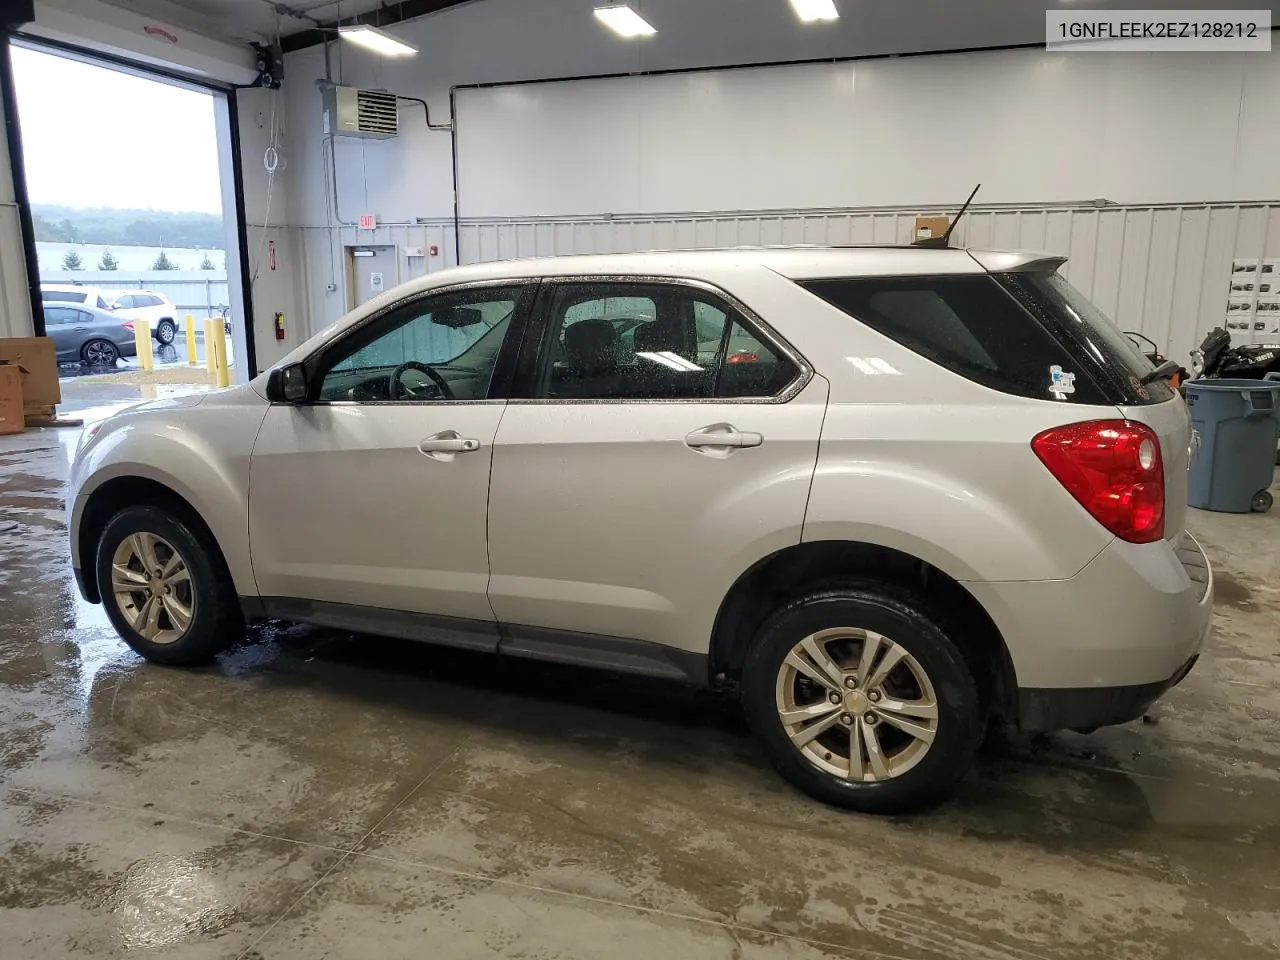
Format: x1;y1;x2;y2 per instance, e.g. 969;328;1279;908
389;361;454;401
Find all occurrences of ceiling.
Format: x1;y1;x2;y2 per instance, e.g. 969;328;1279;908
106;0;470;44
111;0;1280;59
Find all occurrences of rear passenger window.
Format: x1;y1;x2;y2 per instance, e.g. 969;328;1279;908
799;276;1110;404
534;283;799;400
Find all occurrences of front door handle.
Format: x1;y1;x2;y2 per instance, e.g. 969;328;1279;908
418;430;481;460
685;423;764;451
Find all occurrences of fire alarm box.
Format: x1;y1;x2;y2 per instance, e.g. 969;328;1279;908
429;244;439;257
274;312;285;341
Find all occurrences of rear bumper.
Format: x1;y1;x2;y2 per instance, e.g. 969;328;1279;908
1017;654;1198;732
967;532;1213;730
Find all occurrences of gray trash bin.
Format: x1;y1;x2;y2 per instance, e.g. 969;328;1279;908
1185;378;1280;513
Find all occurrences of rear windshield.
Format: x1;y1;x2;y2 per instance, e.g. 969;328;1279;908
42;290;87;303
799;274;1114;404
996;271;1173;405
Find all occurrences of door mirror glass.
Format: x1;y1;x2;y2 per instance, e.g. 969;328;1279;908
275;362;308;403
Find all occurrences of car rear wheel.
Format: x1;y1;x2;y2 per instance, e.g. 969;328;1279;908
95;505;244;665
741;581;981;814
81;339;119;367
155;319;177;345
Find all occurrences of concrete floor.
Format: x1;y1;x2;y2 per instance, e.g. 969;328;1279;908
3;380;1280;959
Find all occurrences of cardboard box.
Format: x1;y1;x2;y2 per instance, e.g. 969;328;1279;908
0;362;25;435
915;215;950;240
0;337;59;411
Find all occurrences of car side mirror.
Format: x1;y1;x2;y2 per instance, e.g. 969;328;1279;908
268;362;308;403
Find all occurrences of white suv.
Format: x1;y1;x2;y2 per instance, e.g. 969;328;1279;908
41;283;117;311
66;248;1212;812
111;291;180;345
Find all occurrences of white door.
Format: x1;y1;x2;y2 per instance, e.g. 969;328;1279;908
249;284;529;621
486;281;827;658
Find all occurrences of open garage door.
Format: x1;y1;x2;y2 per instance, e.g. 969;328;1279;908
0;19;258;388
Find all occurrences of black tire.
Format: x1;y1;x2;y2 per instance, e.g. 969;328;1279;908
1251;490;1273;513
155;319;177;345
741;581;981;814
94;504;244;665
81;339;119;367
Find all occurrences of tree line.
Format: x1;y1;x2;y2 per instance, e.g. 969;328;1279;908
34;203;226;250
60;249;219;271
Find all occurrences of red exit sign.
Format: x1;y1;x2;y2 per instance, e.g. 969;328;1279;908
358;214;376;230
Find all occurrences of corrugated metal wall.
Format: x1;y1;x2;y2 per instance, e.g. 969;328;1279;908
295;202;1280;364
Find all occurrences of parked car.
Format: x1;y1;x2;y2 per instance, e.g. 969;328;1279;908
111;291;180;345
43;303;138;367
66;248;1211;813
41;284;117;312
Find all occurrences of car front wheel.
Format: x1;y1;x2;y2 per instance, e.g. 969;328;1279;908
95;505;244;665
155;319;177;345
741;581;980;814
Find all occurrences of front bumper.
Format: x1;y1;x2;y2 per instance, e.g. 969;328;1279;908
966;532;1213;731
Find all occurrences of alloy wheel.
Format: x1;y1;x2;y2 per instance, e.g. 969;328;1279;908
110;532;195;645
84;340;118;366
775;627;939;782
156;321;176;345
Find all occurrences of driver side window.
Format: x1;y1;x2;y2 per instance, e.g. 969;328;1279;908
318;287;524;402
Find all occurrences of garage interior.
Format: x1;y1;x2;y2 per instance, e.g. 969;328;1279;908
3;1;1280;958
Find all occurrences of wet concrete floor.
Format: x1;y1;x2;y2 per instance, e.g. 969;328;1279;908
3;379;1280;958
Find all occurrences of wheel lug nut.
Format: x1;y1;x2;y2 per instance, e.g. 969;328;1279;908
840;714;853;725
868;691;881;702
844;677;857;689
828;692;840;705
865;713;878;725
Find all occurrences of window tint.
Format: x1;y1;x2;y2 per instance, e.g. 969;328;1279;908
318;287;522;402
43;307;78;326
42;290;87;303
534;282;798;400
96;295;114;309
799;275;1111;404
143;294;165;307
997;271;1174;404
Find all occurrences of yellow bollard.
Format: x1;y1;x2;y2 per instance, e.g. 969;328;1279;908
185;314;197;367
211;323;230;388
134;318;154;372
203;318;217;373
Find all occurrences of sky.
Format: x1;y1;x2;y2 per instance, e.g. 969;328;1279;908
10;46;224;214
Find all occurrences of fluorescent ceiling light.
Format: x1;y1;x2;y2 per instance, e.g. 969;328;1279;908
789;0;839;23
637;351;702;372
594;5;657;38
338;24;418;57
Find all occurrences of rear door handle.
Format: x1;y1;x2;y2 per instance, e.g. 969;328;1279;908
685;423;764;450
418;430;481;459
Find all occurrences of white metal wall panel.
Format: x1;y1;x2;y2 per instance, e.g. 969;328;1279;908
293;203;1280;364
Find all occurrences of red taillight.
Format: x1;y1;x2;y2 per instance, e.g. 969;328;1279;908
1032;420;1165;543
121;321;135;331
727;352;759;364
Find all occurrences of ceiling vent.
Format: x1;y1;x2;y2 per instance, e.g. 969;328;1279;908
324;85;398;140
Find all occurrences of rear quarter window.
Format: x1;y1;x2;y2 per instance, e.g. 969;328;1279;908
799;275;1112;404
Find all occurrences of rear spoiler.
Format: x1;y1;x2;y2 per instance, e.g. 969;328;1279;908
967;251;1067;274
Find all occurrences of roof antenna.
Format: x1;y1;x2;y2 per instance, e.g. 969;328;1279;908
914;183;981;248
